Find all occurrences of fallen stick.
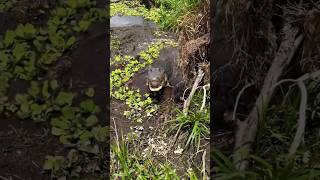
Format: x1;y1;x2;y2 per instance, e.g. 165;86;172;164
233;18;304;169
200;84;210;111
183;69;204;115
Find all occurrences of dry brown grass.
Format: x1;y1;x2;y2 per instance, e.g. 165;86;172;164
301;7;320;72
177;0;210;84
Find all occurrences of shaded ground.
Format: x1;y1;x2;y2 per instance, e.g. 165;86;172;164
0;2;108;179
0;117;66;179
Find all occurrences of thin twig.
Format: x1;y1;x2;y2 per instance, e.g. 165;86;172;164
183;69;204;115
200;84;210;111
289;80;307;155
232;83;254;120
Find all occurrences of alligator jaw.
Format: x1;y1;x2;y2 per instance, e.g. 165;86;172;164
149;84;163;92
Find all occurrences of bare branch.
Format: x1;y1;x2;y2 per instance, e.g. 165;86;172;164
183;69;204;115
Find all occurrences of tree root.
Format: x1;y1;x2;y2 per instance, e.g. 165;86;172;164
233;18;304;169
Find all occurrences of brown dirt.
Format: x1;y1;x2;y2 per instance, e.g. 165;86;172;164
0;117;65;179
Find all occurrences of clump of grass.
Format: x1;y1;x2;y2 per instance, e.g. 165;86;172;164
111;134;181;179
168;89;210;150
111;0;202;31
213;148;320;179
154;0;202;31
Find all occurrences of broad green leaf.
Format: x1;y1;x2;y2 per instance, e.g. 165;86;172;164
28;81;40;98
50;80;59;90
92;126;107;142
12;43;28;61
15;94;29;104
49;34;65;49
67;0;77;9
78;144;99;154
59;135;72;144
42;80;50;99
52;127;67;136
55;92;74;106
15;24;26;38
80;99;96;113
51;117;71;130
79;130;93;142
24;23;37;38
84;88;94;97
20;102;30;113
43;155;65;172
0;51;9;63
4;30;16;47
85;115;98;127
61;106;77;119
66;36;76;47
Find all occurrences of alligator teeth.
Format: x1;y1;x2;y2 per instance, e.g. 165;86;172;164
149;85;163;92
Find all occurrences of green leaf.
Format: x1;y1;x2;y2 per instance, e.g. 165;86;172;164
40;51;62;65
28;81;40;98
42;80;50;99
66;36;76;47
79;130;93;142
84;88;94;97
85;115;98;127
51;117;71;130
59;135;72;144
56;92;74;106
0;51;9;63
61;106;77;119
92;126;107;142
30;103;46;115
50;80;59;90
55;7;67;17
20;102;30;113
52;127;67;136
15;94;29;104
4;30;16;47
24;23;37;38
43;155;65;172
78;144;99;154
49;34;65;49
67;0;78;8
12;43;28;61
75;20;91;32
15;24;25;38
80;99;95;113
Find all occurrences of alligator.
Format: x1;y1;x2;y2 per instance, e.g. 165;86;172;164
146;46;186;102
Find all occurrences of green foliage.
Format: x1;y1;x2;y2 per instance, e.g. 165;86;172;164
111;136;181;179
168;90;210;150
213;148;320;180
0;0;17;12
0;0;108;178
110;39;177;122
111;0;202;30
43;149;94;178
213;81;320;180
